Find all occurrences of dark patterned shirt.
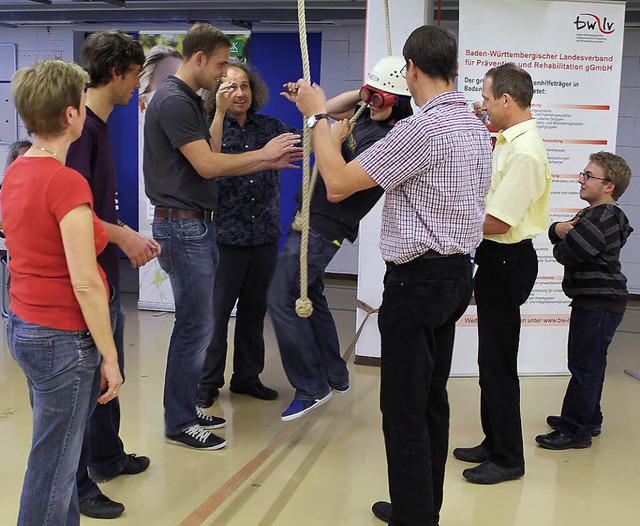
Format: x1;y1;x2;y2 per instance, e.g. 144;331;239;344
215;113;297;246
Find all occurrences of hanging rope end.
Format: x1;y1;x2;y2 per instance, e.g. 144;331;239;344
295;297;313;318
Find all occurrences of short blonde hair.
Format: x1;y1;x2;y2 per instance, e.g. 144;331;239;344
12;59;89;137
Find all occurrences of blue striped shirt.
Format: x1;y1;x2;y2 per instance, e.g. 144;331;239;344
357;91;493;264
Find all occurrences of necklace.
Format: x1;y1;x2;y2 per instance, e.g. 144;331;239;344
31;145;60;160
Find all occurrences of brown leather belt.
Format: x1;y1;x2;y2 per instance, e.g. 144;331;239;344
154;207;216;222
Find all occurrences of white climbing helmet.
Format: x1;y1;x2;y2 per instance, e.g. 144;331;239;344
365;55;410;97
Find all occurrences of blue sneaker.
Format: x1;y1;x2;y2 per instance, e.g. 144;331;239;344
332;383;350;395
281;391;333;421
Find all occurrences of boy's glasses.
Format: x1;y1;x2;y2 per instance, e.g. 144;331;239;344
579;171;609;182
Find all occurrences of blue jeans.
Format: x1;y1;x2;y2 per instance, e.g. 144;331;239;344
153;217;218;434
559;306;623;440
8;313;101;526
77;285;126;498
267;229;348;400
378;254;472;526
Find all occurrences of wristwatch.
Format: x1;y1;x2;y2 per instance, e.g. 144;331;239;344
307;113;329;128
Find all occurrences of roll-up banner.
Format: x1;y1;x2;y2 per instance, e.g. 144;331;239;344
356;0;625;375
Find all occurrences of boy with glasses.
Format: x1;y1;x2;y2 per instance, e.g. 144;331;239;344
536;151;632;450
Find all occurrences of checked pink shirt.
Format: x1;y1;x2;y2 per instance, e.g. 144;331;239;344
357;91;493;264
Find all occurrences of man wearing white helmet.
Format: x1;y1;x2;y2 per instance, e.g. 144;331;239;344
271;55;413;422
295;25;492;526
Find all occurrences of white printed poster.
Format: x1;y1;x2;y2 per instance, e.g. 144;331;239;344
356;0;625;375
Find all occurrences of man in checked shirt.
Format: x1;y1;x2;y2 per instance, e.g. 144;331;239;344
296;25;492;526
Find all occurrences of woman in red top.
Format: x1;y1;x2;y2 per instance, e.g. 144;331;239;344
1;59;123;526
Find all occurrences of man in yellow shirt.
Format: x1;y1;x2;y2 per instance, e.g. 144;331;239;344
454;63;551;484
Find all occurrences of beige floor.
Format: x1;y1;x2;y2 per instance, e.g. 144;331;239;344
1;279;639;526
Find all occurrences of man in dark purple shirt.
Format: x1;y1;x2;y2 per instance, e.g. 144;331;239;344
67;30;160;520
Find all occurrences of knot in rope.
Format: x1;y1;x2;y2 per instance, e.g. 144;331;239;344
295;297;313;318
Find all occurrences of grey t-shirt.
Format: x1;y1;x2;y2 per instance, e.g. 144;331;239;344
143;76;217;210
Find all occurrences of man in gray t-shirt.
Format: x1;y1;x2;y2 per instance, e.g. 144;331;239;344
143;22;300;452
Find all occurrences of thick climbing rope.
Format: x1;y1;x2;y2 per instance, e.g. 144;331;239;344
294;0;392;318
384;0;393;56
294;0;314;317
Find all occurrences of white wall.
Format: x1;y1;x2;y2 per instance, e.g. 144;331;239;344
617;28;640;294
316;25;366;274
0;26;74;174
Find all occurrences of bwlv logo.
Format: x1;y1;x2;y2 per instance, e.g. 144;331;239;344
574;13;615;34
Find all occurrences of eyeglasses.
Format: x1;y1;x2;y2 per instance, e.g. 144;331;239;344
400;64;407;78
579;171;609;182
359;85;398;110
84;83;90;93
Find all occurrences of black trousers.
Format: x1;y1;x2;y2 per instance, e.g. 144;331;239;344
379;253;472;526
474;239;538;468
77;286;127;498
200;241;278;390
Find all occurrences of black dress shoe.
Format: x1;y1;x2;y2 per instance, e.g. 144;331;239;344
80;494;125;519
535;430;592;450
463;460;524;484
196;385;219;408
372;501;393;523
91;453;150;483
546;415;601;437
372;501;439;525
230;381;279;400
453;444;490;463
121;453;151;475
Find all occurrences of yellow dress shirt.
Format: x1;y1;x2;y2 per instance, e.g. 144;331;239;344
484;119;551;244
